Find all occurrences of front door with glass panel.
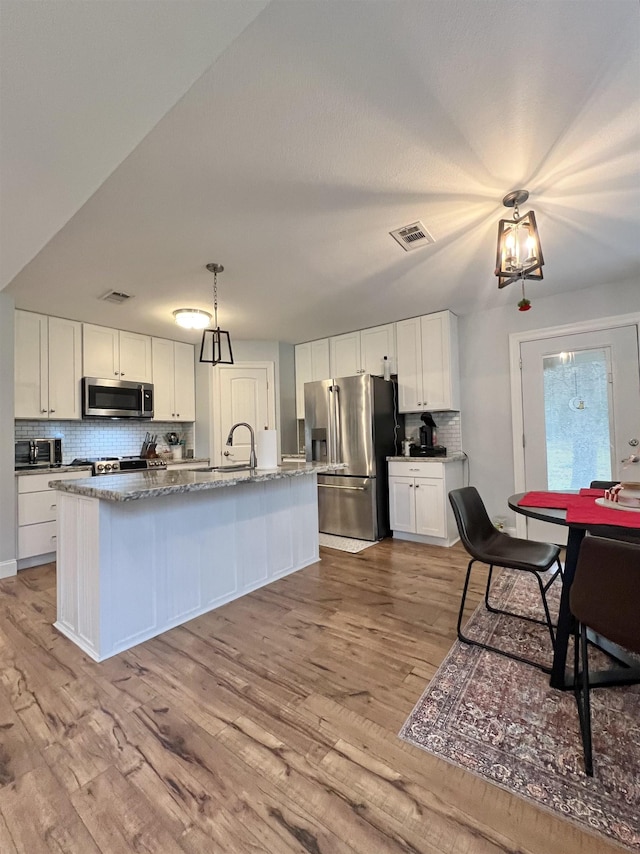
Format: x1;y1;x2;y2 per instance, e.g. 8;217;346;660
520;325;640;544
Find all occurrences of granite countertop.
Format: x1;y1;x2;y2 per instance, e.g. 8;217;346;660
386;453;467;463
16;464;93;476
50;461;342;502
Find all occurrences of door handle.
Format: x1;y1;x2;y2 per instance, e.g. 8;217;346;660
318;483;366;491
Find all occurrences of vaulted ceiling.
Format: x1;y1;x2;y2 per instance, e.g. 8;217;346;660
2;0;638;345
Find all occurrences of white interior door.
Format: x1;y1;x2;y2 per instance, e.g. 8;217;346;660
520;324;640;543
217;365;274;466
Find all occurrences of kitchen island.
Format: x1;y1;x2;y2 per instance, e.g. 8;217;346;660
50;462;336;661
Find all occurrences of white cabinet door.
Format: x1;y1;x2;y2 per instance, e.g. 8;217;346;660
48;316;82;419
15;310;48;418
295;339;330;419
414;477;446;537
151;337;175;420
15;311;81;420
420;311;460;411
396;317;423;412
310;339;330;380
294;343;312;419
119;330;152;382
330;331;361;377
361;323;396;376
83;324;120;378
173;341;195;421
388;476;415;533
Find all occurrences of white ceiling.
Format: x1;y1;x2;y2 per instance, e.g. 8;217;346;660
2;0;639;346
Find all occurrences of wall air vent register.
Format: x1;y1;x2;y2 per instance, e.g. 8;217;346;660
389;221;435;252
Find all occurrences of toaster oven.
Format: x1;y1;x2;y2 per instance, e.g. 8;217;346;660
15;438;63;469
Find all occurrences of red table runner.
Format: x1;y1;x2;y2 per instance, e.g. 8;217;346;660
518;491;640;529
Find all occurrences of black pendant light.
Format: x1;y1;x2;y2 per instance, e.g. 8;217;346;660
199;263;234;365
495;190;544;290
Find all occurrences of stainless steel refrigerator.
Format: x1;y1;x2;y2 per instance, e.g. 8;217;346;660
304;374;396;540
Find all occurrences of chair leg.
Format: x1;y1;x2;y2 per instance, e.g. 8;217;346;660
457;559;552;673
580;622;594;776
534;571;556;647
485;566;559;636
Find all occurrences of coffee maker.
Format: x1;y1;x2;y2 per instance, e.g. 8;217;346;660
410;412;447;457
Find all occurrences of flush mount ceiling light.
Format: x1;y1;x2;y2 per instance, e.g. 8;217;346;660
495;190;544;300
199;263;234;365
173;308;212;330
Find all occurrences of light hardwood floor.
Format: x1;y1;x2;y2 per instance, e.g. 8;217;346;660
0;539;615;853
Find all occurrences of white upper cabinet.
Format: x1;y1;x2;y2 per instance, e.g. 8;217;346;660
83;324;152;383
15;311;82;419
396;310;459;412
151;338;195;421
360;323;396;376
330;324;396;378
294;338;331;419
330;331;361;377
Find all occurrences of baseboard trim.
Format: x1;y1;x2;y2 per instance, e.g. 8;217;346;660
0;559;18;579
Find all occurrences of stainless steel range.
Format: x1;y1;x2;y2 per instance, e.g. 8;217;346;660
71;457;167;476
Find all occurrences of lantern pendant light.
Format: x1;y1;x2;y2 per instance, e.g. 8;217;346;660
199;263;234;365
495;190;544;289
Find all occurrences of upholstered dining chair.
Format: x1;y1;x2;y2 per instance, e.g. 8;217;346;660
570;535;640;776
449;486;563;672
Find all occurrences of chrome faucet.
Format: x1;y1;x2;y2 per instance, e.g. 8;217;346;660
226;422;257;469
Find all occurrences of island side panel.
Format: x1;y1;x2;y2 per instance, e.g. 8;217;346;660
55;492;102;659
54;472;320;661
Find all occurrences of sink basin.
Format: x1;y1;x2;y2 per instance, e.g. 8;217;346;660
202;464;253;472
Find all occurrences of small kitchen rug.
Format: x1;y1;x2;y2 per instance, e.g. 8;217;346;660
399;571;640;851
318;533;377;553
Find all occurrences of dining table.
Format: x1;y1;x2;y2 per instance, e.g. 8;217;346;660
508;489;640;691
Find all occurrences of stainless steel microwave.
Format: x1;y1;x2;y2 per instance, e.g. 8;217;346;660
15;438;63;469
82;377;154;419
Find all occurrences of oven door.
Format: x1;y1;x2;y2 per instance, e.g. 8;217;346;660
82;378;153;418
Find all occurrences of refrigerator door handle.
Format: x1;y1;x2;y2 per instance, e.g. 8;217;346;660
318;483;366;491
333;384;342;463
327;386;335;464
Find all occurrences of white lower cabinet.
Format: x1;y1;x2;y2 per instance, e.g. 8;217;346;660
388;460;463;546
17;470;91;567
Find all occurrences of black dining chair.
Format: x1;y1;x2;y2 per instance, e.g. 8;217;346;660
449;486;563;672
570;535;640;776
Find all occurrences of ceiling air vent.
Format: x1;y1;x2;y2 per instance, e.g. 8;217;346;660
389;221;435;252
99;290;133;304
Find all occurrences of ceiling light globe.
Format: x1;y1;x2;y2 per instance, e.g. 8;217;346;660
173;308;212;330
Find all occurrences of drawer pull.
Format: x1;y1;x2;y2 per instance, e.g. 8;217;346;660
50;504;57;509
318;483;366;492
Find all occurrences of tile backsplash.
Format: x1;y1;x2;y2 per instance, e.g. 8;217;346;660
403;411;462;454
15;420;195;464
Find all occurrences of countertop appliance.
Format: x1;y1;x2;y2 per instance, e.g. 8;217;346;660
15;438;62;469
82;377;154;419
304;374;396;540
411;411;447;457
70;456;167;476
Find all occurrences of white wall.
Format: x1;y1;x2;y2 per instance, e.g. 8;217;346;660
458;278;639;526
0;293;16;576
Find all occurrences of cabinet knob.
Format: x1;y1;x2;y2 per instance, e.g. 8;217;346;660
120;373;125;377
41;408;47;413
415;484;420;488
49;409;55;413
176;413;179;417
114;371;119;376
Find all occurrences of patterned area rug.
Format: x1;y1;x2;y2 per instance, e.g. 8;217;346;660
399;570;640;851
318;533;377;553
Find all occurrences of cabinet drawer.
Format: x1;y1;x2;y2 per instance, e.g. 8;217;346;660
17;470;89;493
388;461;444;479
18;521;57;559
19;491;58;524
